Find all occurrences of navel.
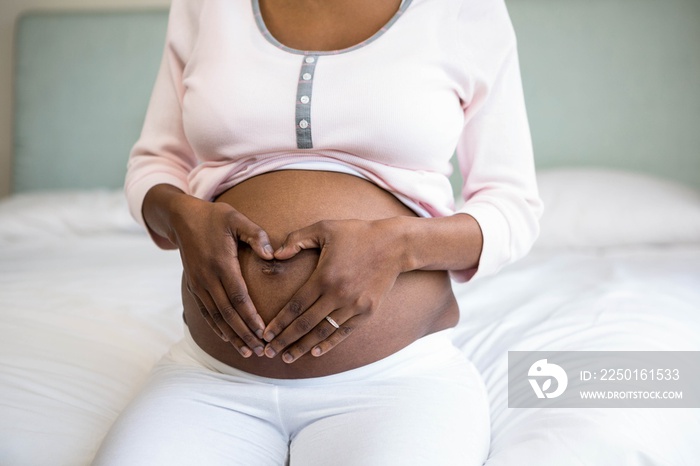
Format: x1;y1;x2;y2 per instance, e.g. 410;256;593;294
261;259;285;276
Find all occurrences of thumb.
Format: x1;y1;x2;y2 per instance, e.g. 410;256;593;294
232;212;275;260
274;223;324;260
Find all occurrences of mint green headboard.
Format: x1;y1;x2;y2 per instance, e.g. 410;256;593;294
12;1;700;193
509;0;700;189
13;10;167;192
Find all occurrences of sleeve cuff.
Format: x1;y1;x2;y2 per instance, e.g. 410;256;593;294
450;201;511;283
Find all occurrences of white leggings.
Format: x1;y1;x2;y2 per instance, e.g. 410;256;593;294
93;327;490;466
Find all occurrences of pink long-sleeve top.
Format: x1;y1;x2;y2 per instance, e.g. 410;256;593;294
125;0;543;282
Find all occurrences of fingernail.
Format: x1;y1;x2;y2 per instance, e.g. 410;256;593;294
265;346;277;358
312;347;322;356
264;244;274;256
255;329;264;339
283;353;294;363
263;331;275;342
240;347;252;358
253;345;264;357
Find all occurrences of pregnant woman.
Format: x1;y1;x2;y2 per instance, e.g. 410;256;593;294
94;0;542;464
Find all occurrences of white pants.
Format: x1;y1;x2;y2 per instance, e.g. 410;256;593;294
93;327;490;466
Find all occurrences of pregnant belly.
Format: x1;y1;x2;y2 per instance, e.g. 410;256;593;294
184;170;459;378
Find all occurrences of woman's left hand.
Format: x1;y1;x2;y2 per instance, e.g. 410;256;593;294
261;218;407;363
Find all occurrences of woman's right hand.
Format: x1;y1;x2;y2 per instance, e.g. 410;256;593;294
142;184;273;357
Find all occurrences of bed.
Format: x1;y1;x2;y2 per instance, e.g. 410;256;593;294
1;1;699;465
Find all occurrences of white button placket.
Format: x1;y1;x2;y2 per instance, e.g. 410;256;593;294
296;54;318;149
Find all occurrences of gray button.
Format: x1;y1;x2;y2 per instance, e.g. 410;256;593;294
299;119;309;129
305;56;315;64
300;95;310;104
302;73;312;81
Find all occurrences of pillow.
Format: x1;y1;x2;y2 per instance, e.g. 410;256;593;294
533;168;700;249
0;190;142;241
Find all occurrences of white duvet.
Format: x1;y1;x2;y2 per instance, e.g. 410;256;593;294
1;169;699;465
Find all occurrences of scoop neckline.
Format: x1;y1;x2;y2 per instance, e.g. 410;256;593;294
251;0;414;56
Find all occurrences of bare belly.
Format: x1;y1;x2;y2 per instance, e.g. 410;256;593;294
184;170;459;378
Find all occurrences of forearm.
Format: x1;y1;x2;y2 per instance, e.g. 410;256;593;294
387;214;483;274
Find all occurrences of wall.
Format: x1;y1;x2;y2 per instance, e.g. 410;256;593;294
0;0;170;198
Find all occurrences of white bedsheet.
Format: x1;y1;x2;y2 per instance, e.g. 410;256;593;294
0;184;699;465
452;247;700;465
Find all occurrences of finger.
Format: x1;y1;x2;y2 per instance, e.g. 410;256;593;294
273;222;325;260
187;283;229;340
311;314;360;357
209;282;265;357
231;211;274;260
190;291;226;341
262;276;321;343
219;259;266;338
263;293;329;358
281;310;345;363
189;287;253;358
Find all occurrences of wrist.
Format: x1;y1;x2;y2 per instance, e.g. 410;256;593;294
143;184;202;247
377;214;483;274
371;216;417;274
